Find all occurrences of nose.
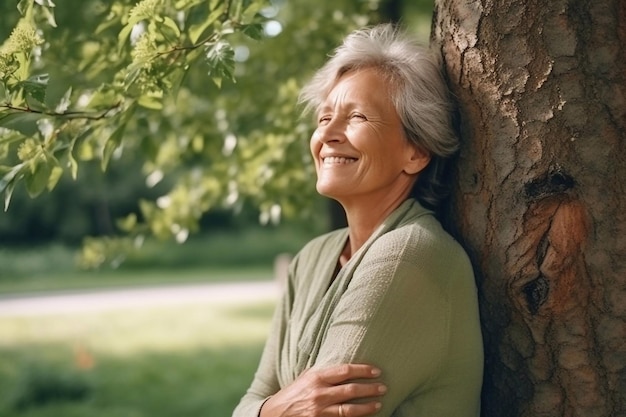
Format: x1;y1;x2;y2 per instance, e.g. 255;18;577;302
315;117;346;144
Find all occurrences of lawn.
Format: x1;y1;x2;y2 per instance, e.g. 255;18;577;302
0;226;304;416
0;225;315;294
0;298;276;417
0;266;274;294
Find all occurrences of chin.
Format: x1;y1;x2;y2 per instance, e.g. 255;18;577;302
316;183;340;199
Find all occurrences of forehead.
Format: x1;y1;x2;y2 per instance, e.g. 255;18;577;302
321;68;394;111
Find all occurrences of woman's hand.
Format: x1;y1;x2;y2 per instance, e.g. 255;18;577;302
259;364;386;417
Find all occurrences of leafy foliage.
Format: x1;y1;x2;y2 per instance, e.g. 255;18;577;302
0;0;388;267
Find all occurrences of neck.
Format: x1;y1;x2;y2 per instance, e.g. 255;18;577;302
339;193;410;265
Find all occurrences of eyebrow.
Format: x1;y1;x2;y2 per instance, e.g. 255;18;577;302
317;101;375;114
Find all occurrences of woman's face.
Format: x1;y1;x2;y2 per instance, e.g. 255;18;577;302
310;68;430;206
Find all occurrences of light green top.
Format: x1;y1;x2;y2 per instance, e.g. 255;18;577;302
232;199;483;417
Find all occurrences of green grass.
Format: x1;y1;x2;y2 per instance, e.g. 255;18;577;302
0;225;317;294
0;226;293;415
0;267;273;295
0;300;275;417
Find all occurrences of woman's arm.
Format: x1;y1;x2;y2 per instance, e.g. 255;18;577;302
259;364;385;417
231;291;285;417
233;246;388;417
312;231;482;417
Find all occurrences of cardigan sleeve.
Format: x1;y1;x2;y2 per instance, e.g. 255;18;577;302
312;227;483;417
231;298;283;417
231;261;295;417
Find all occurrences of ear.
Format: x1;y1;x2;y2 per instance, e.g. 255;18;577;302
403;144;431;175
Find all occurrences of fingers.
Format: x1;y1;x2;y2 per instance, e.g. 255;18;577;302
260;365;385;417
336;401;382;417
334;380;387;401
315;364;387;413
318;363;381;385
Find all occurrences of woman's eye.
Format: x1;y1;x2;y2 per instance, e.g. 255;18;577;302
318;116;331;124
351;113;366;120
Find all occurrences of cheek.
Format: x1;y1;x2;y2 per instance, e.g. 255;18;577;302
310;131;321;154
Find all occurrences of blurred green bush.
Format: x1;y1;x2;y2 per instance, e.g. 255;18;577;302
10;363;93;411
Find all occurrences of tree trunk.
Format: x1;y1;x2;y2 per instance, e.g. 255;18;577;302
432;0;626;416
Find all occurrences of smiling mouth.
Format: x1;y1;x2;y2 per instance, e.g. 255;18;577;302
322;156;358;165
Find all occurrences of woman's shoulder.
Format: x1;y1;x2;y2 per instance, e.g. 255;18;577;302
356;216;475;303
369;213;471;273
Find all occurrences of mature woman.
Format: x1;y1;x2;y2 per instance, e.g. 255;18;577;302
233;24;483;417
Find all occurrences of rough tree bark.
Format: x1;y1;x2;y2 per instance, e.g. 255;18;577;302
432;0;626;416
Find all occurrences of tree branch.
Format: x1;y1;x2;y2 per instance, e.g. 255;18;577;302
0;102;122;120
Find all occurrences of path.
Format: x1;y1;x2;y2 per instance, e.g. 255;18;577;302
0;280;280;317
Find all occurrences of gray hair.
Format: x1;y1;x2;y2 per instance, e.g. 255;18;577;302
299;23;459;210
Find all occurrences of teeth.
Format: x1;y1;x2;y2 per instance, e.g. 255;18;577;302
323;156;357;165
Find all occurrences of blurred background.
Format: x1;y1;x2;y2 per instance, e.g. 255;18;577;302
0;0;433;416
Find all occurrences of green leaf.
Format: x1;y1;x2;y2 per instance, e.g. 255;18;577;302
123;66;143;89
0;163;25;210
167;67;188;99
67;147;78;179
184;46;205;66
42;70;71;110
25;73;50;85
34;0;56;7
0;164;24;191
138;94;163;110
100;100;136;170
102;124;126;171
118;23;135;52
209;0;225;10
0;129;24;146
205;40;235;87
87;85;123;110
241;2;267;22
39;2;57;27
162;16;181;37
95;12;123;35
55;87;72;113
0;82;7;102
0;112;44;136
241;23;264;40
117;213;138;232
175;0;203;9
25;157;53;197
3;180;16;211
47;163;63;191
17;0;33;16
18;74;49;104
65;125;93;179
188;5;225;43
127;11;148;28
